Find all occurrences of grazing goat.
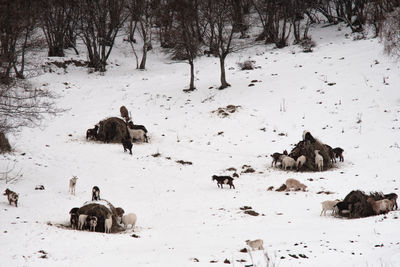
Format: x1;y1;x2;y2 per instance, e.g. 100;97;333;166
127;128;148;143
384;193;398;210
116;207;125;218
121;213;137;230
296;155;306;170
3;188;18;207
314;150;324;171
120;106;130;121
88;216;98;231
69;176;78;195
105;214;112;233
334;201;351;216
270;150;288;167
212;175;235;189
320;200;339;216
367;198;393;215
69;207;79;229
281;156;297;170
92;186;100;201
78;214;88;230
332;147;344;162
302;130;316;143
323;144;336;163
121;135;132;155
285;178;307;191
86;125;99;140
246;239;264;250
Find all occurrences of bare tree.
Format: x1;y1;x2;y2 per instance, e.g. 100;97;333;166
380;7;400;58
78;0;127;72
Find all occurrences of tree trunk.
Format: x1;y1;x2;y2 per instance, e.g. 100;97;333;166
139;43;147;69
219;55;230;89
189;59;195;91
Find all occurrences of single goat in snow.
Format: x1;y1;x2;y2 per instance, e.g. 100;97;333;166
282;155;297;170
285;178;307;191
320;200;340;216
314;150;324;171
69;176;78;195
3;188;18;207
92;186;100;201
246;239;264;250
332;147;344;162
296;155;306;171
121;213;137;230
212;175;235;189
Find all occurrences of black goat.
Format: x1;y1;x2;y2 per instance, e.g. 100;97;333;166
270;150;288;167
86;125;99;140
384;193;398;210
121;135;133;155
92;186;100;201
69;207;79;229
212;175;235;189
332;147;344;162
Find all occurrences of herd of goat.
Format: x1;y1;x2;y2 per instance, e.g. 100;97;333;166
2;107;398;237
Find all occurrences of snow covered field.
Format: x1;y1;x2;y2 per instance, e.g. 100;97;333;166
1;24;400;267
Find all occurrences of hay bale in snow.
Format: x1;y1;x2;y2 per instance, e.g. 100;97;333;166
97;117;129;143
337;190;385;219
77;200;124;233
288;139;333;171
0;132;11;153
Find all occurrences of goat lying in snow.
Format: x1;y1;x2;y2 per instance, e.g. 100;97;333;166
105;214;113;233
320;200;339;216
121;213;137;230
296;155;306;170
69;207;79;229
69;176;78;195
314;150;324;171
281;156;297;170
3;188;18;207
270;150;288;167
332;147;344;162
78;214;88;230
246;239;264;250
86;124;99;140
88;216;98;231
212;175;235;189
367;198;393;215
285;178;307;191
92;186;100;201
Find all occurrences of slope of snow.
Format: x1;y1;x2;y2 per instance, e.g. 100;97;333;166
1;24;400;267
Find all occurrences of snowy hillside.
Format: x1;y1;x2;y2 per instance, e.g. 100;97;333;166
1;24;400;267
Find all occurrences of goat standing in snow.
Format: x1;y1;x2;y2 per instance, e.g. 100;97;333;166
270;150;288;167
246;239;264;250
3;188;18;207
86;124;99;140
69;207;79;229
127;127;148;143
384;193;398;210
332;147;344;162
320;200;340;216
92;186;100;201
212;175;235;189
121;213;137;230
105;214;113;233
121;135;133;155
69;176;78;195
78;214;88;230
296;155;306;171
281;156;297;170
88;216;98;231
314;150;324;171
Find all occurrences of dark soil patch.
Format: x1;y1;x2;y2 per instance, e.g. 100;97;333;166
176;160;193;165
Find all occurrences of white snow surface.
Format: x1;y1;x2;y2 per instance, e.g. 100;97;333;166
1;25;400;267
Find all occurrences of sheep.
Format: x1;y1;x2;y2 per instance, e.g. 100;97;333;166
69;176;78;195
86;124;99;140
127;127;148;143
302;130;316;143
88;216;98;231
92;186;100;201
120;105;130;121
121;135;133;155
281;155;297;170
314;150;324;171
320;200;340;216
104;214;112;233
332;147;344;162
270;150;288;167
367;198;393;215
384;193;398;210
212;175;235;189
69;207;79;229
296;155;306;170
78;214;88;230
285;178;307;191
245;239;264;250
121;213;137;230
3;188;18;207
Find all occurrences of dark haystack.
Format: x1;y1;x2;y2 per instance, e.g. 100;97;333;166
337;190;385;218
289;139;333;171
276;184;287;192
97;117;129;143
77;200;124;233
0;132;11;153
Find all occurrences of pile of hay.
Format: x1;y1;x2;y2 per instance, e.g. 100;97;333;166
336;190;384;219
77;199;124;233
96;117;129;143
288;139;333;171
0;132;11;153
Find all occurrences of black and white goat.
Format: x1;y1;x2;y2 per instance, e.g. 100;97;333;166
3;188;18;207
121;135;133;154
212;175;235;189
384;193;398;210
69;207;79;229
332;147;344;162
88;216;98;231
270;150;288;167
92;186;100;201
86;124;99;140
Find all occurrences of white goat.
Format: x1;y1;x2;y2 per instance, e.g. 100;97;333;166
128;128;147;143
314;150;324;171
285;178;307;191
105;214;112;233
78;214;88;230
281;156;297;170
69;176;78;195
121;213;137;230
296;155;306;170
320;200;339;216
246;239;264;250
